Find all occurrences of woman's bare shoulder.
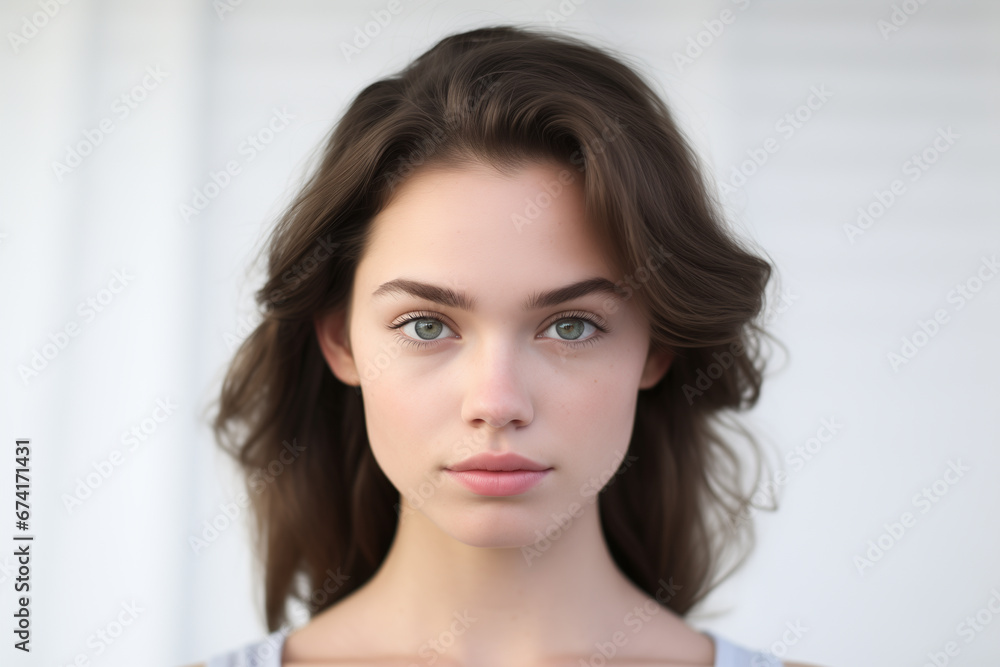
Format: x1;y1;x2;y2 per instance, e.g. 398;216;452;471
180;663;205;667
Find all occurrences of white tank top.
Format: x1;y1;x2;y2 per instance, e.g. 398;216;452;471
205;627;784;666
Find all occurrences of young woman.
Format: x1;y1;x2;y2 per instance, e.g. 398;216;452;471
191;24;824;667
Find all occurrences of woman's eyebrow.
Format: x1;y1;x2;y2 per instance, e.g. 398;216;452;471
371;276;623;311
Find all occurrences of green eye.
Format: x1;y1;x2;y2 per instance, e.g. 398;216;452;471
412;318;447;340
388;310;608;350
540;310;608;345
552;319;586;340
393;315;456;343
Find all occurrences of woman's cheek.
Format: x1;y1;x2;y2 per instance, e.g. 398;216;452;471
362;373;449;483
565;372;641;471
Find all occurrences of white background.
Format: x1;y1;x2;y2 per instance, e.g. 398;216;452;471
1;1;998;666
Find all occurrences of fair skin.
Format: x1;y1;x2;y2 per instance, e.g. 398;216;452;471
186;159;820;667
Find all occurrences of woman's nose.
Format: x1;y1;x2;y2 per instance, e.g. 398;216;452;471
459;338;533;430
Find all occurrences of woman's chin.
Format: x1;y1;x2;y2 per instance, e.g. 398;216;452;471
427;508;571;552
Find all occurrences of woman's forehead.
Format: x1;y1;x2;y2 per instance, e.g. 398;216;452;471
361;161;608;269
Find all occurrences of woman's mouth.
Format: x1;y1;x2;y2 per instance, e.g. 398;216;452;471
443;469;551;496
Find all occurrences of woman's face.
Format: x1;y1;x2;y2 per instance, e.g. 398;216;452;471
316;159;672;548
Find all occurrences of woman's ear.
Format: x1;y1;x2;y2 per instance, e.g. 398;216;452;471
314;308;361;386
638;344;674;390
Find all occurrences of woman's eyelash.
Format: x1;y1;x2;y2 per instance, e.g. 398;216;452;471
386;311;454;350
386;310;610;349
548;310;611;337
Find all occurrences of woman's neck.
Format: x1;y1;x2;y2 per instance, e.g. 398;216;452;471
301;498;714;666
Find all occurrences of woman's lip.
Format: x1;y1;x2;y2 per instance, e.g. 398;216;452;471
446;452;550;472
444;469;551;496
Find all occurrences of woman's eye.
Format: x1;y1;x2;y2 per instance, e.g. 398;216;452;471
390;312;607;349
398;317;456;342
540;317;600;343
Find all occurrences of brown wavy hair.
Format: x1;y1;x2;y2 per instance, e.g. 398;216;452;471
213;24;778;632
